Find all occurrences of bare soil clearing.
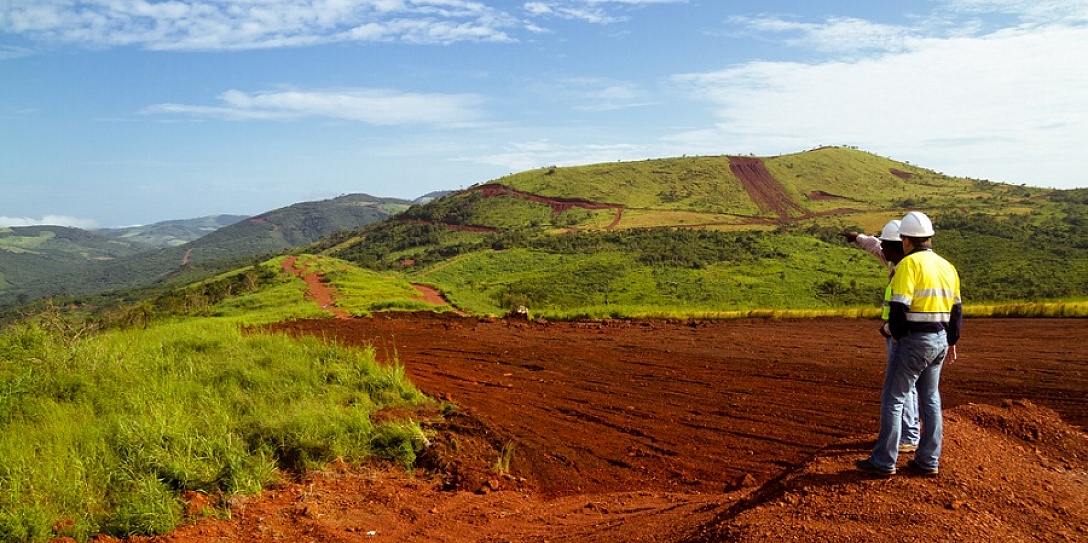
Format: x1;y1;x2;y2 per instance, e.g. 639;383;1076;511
113;314;1088;543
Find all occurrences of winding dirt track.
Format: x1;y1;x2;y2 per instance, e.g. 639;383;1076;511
281;256;351;319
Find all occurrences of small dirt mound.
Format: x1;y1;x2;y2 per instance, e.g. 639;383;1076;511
686;401;1088;543
416;407;534;495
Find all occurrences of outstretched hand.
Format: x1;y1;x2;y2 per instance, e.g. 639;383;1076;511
839;231;859;243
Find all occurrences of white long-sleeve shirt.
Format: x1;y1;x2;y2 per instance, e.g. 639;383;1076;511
855;233;889;269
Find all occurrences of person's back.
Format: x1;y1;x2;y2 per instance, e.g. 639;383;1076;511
889;244;961;342
856;211;961;478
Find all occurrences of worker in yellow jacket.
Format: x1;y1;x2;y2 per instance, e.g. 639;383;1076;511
856;211;962;477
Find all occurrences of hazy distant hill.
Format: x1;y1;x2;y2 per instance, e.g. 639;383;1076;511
96;215;250;248
0;225;153;305
0;193;414;308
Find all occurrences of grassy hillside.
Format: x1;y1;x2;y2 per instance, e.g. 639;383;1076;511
10;148;1084;320
0;288;429;540
319;148;1087;318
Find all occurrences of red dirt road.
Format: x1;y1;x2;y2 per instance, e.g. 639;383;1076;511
133;314;1087;543
274;315;1087;496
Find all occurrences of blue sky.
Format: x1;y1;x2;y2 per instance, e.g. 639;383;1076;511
2;0;1086;228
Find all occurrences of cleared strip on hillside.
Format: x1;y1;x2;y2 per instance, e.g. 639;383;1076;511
729;157;809;219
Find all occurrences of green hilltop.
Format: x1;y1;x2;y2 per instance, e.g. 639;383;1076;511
295;146;1087;319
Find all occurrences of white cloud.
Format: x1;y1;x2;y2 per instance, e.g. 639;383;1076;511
670;21;1088;187
0;0;519;50
0;44;34;58
522;0;685;24
0;0;692;49
536;77;653;111
0;215;99;228
727;15;916;54
143;87;487;125
945;0;1088;23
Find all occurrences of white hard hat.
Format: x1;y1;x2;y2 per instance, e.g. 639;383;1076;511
879;220;901;242
899;211;935;237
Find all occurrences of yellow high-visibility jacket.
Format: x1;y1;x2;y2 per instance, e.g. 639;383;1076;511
888;248;962;344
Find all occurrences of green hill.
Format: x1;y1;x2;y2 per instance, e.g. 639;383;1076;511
317;147;1087;318
96;215;250;248
10;148;1085;320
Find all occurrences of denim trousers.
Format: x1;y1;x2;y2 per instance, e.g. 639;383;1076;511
871;331;948;471
886;337;920;446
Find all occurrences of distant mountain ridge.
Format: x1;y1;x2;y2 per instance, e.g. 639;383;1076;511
96;215;250;249
0;193;416;308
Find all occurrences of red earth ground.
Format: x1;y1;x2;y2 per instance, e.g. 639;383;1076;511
102;310;1088;543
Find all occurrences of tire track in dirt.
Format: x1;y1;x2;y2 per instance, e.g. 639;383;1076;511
729;156;808;220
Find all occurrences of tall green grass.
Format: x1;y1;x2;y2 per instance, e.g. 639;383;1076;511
0;318;427;541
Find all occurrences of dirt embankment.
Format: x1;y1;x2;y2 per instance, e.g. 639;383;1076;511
120;314;1088;543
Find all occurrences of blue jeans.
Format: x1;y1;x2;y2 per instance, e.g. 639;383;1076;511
870;331;947;471
886;337;920;446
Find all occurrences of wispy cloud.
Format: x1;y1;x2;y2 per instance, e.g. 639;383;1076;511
142;87;486;126
945;0;1088;23
523;0;686;24
0;44;34;59
726;15;916;55
0;215;99;228
0;0;690;50
0;0;520;50
671;4;1088;185
534;77;653;111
